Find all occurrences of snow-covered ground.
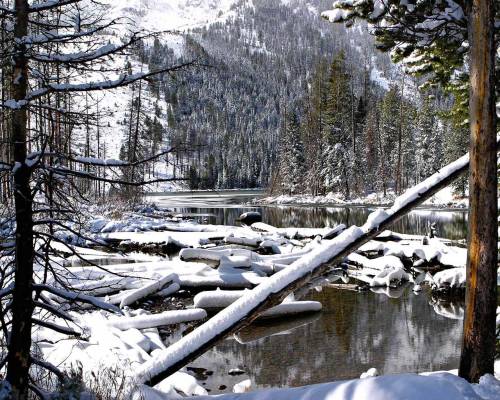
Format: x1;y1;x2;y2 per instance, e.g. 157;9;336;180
258;187;468;208
18;200;497;399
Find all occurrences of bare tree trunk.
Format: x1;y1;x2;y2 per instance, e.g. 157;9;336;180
6;1;34;399
459;0;498;383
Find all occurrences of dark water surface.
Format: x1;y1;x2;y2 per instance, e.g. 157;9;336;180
150;191;468;240
147;191;467;393
191;287;463;394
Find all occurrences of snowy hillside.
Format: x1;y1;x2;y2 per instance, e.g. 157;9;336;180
108;0;240;32
74;0;399;192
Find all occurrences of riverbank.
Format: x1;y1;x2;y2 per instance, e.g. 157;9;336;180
256;187;468;209
19;201;497;398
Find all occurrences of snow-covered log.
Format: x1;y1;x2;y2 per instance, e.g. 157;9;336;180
193;290;250;311
224;234;261;247
135;148;474;386
369;267;410;288
34;284;122;314
259;301;322;319
431;268;466;292
193;289;321;317
106;309;207;330
119;274;176;308
251;222;345;239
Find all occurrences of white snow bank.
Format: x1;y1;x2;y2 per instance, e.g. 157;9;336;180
192;372;498;400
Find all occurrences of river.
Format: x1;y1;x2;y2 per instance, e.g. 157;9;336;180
146;190;468;394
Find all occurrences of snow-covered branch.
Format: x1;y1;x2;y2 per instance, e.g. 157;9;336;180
1;61;195;109
28;0;83;13
33;284;122;314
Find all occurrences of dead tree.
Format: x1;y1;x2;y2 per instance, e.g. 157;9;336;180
458;0;498;383
0;1;191;398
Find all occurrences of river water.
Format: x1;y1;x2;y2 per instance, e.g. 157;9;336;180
147;191;468;394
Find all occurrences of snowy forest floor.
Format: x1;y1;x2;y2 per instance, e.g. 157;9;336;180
257;187;468;208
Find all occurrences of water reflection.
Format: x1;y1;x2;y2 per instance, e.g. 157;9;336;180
429;297;465;320
151;194;468;240
149;192;467;393
192;286;462;394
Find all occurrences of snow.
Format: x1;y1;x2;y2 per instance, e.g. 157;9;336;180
251;222;346;240
135;226;364;383
119;274;177;308
257;187;468;208
431;268;466;291
233;379;252;393
259;301;322;318
360;368;379;378
107;0;240;33
194;289;250;310
194;289;321;316
157;370;208;396
106;309;207;330
192;372;499;400
370;266;410;287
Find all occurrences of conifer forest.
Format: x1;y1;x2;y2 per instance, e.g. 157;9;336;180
0;1;498;400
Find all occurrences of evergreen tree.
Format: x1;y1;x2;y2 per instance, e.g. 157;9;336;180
278;112;305;195
322;51;353;197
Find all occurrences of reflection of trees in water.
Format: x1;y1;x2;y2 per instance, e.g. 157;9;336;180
167;200;467;388
170;205;468;240
203;287;462;390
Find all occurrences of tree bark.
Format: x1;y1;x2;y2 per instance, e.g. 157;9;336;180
459;0;498;383
6;1;34;399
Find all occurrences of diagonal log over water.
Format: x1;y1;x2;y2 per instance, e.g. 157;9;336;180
137;142;499;386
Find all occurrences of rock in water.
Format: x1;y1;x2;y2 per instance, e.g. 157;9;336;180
239;211;262;225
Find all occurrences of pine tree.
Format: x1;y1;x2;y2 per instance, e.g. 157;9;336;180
324;0;498;382
278;111;305;195
322;51;353;197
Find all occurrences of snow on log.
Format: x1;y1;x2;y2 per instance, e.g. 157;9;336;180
369;267;410;288
119;274;177;308
194;290;250;310
224;234;261;247
135;148;476;385
155;282;181;297
193;289;321;317
179;247;315;265
259;301;322;319
346;253;404;272
106;309;207;330
431;268;466;291
251;222;345;239
35;284;122;314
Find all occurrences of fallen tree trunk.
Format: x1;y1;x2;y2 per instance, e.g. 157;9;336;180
137;143;499;386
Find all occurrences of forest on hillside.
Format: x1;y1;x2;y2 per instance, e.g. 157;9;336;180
141;0;469;197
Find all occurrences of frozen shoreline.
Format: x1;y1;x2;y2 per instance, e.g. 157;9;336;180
7;202;497;399
256;187;468;209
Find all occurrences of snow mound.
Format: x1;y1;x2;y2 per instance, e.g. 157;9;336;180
192;372;496;400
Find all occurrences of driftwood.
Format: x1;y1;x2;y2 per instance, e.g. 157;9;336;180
138;143;499;386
